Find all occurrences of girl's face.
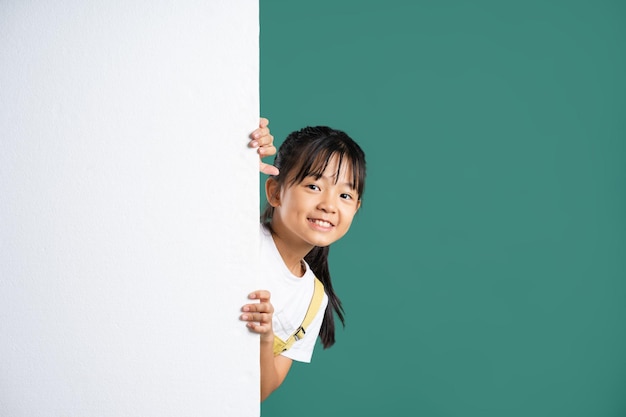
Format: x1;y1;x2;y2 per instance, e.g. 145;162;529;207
267;154;361;253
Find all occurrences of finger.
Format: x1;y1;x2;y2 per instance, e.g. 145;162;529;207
249;126;266;141
258;147;276;162
257;144;276;156
241;301;273;314
254;131;273;147
259;117;269;128
248;290;271;301
246;321;272;333
260;161;279;176
240;312;272;323
250;136;273;151
250;127;271;143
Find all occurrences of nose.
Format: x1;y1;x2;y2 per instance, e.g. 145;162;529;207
317;192;337;213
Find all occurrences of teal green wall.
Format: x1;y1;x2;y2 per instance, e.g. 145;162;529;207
259;1;626;416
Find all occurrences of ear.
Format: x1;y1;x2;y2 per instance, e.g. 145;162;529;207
356;199;362;212
265;177;281;207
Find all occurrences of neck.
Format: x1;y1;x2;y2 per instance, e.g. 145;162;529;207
268;222;313;278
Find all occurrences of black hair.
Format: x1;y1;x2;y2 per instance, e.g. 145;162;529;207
261;126;366;349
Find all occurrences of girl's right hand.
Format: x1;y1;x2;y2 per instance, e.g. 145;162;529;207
241;290;274;342
249;118;279;176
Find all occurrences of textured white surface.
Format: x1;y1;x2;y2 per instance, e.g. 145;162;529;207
0;1;259;416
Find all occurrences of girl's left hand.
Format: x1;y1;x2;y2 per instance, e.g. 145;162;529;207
241;290;275;343
250;118;279;176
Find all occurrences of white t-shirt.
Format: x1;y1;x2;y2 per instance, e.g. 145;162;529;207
259;224;328;363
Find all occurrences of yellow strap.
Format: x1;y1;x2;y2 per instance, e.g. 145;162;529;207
273;278;324;356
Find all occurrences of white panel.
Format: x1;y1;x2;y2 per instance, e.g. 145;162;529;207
0;1;259;416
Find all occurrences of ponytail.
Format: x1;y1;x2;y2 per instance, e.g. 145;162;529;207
304;246;344;349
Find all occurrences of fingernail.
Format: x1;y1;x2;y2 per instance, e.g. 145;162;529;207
250;140;258;148
242;306;250;312
241;314;248;320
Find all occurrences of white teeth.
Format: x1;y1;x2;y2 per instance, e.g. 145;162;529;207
312;219;332;227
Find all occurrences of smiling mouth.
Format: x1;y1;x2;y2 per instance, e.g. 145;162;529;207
309;218;334;228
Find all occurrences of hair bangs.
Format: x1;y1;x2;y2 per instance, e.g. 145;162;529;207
288;139;366;199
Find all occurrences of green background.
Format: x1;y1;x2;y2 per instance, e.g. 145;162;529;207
259;1;625;416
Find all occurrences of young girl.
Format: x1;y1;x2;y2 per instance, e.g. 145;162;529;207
242;123;367;401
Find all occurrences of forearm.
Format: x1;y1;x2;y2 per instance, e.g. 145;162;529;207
241;289;290;401
260;338;280;401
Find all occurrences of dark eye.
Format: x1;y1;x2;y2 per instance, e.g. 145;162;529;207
307;184;320;191
340;193;353;200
